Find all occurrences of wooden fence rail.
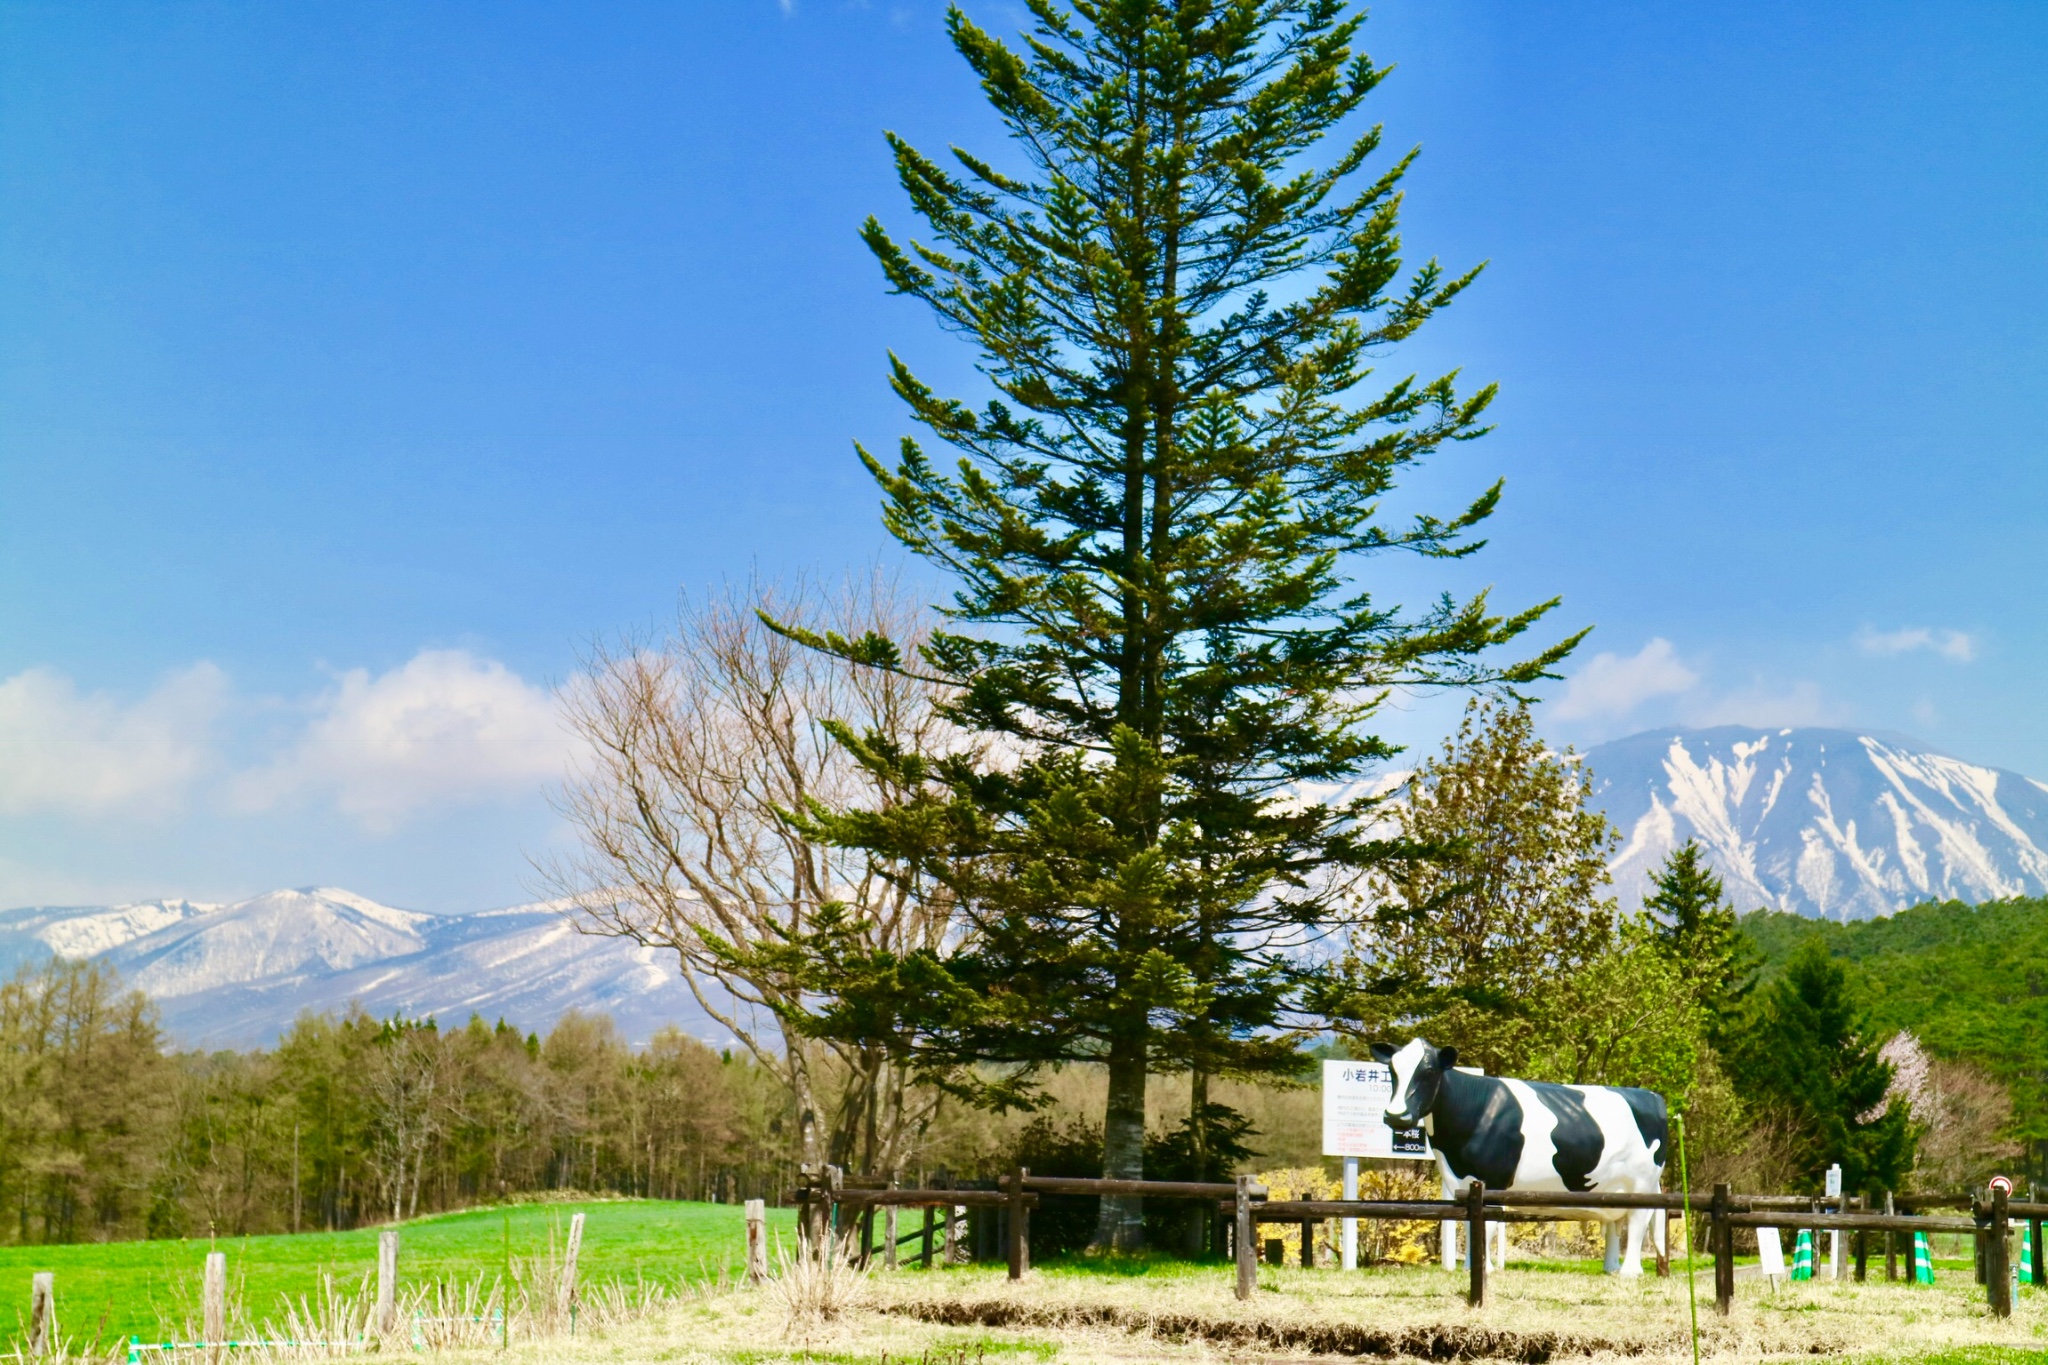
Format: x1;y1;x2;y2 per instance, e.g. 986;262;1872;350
797;1166;2036;1320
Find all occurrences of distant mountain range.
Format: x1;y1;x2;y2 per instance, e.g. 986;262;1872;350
9;727;2043;1047
1585;727;2048;921
0;888;723;1050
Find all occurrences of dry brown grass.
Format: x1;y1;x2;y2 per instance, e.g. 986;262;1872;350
387;1258;2048;1365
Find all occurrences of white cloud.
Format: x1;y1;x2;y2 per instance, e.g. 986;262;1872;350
0;664;227;815
1551;638;1700;721
236;650;575;830
1856;626;1976;662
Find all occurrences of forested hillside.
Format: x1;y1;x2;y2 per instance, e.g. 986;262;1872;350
1743;898;2048;1170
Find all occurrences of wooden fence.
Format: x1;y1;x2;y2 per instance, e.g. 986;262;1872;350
797;1167;2045;1320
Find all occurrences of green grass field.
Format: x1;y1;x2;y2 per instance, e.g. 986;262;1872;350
0;1198;795;1348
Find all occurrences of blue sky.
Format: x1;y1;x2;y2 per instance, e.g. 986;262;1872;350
2;1;2044;910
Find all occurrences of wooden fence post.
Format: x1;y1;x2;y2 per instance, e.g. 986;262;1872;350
203;1251;227;1347
1006;1166;1030;1280
375;1229;399;1336
29;1272;53;1357
562;1212;585;1317
1990;1185;2012;1318
827;1166;844;1251
920;1205;935;1268
1465;1181;1487;1308
944;1203;965;1265
745;1199;768;1284
1711;1184;1733;1316
884;1175;900;1272
1234;1176;1256;1301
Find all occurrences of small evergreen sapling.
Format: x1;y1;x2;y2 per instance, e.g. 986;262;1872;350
1644;840;1758;1046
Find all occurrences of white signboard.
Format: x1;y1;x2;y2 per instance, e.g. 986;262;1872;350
1322;1059;1431;1159
1757;1226;1786;1280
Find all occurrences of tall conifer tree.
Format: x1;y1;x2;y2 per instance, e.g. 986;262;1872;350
794;0;1578;1247
1732;939;1914;1192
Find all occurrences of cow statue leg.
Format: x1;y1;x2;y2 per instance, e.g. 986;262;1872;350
1603;1219;1622;1274
1617;1208;1653;1277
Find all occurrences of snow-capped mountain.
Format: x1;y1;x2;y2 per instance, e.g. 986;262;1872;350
0;888;723;1050
1585;727;2048;920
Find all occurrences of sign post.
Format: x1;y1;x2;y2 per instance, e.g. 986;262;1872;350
1322;1060;1431;1271
1342;1155;1359;1269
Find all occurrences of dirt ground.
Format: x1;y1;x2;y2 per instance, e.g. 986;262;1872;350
413;1259;2048;1365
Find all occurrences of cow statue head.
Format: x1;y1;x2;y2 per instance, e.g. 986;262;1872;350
1370;1037;1457;1132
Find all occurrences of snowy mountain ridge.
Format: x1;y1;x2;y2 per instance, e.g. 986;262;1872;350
7;727;2038;1046
1586;726;2048;920
0;887;719;1050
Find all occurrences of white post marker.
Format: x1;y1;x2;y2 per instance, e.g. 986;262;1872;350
1341;1155;1359;1270
1826;1163;1843;1281
1320;1059;1431;1270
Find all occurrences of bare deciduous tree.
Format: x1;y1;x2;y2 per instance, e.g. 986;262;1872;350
549;573;957;1175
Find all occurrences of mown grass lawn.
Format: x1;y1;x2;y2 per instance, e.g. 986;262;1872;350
0;1198;794;1347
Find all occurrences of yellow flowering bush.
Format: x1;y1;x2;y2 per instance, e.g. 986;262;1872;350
1253;1164;1437;1265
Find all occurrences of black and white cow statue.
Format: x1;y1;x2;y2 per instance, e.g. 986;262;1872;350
1373;1037;1669;1276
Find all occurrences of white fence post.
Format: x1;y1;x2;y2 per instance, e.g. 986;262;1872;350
562;1212;585;1314
29;1272;53;1357
376;1229;400;1336
203;1252;226;1346
745;1199;767;1284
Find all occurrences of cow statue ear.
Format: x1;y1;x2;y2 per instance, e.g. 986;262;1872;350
1368;1042;1395;1063
1437;1046;1459;1069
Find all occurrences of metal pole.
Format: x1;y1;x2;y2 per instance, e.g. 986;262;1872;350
1885;1192;1897;1281
1466;1181;1487;1308
1990;1185;2013;1318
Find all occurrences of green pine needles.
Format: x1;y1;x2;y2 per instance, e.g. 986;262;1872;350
785;0;1580;1248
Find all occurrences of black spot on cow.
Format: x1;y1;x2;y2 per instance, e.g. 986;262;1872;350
1618;1087;1668;1167
1427;1072;1526;1190
1529;1082;1604;1192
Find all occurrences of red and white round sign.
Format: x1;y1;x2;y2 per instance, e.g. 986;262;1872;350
1991;1175;2015;1195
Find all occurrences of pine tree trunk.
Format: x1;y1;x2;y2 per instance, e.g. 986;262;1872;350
1092;1036;1147;1249
1183;1066;1211;1254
